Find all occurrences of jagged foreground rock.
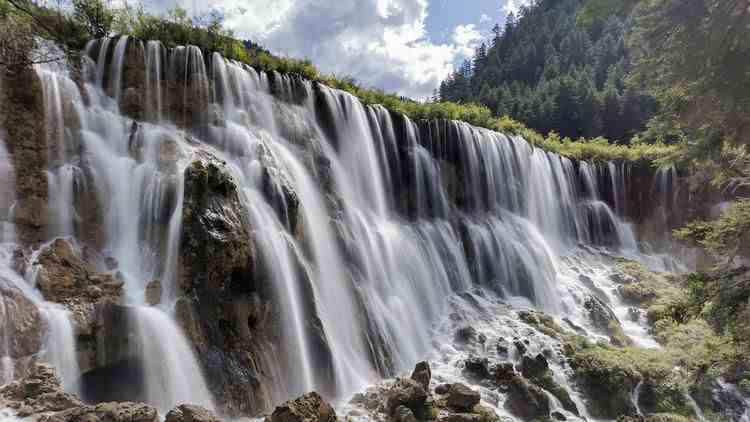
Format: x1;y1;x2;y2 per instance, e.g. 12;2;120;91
0;363;221;422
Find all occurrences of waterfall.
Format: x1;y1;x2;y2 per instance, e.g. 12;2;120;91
0;34;688;417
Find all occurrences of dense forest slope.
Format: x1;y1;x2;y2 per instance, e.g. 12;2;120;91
438;0;655;143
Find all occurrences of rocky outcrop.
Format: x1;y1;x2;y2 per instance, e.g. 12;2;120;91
33;238;123;306
0;68;48;245
0;279;42;367
0;363;159;422
265;392;336;422
178;156;266;415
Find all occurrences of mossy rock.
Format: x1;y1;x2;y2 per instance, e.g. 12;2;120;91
565;339;693;419
619;283;658;304
518;310;565;338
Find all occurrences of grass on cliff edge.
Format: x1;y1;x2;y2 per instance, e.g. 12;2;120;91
0;0;675;164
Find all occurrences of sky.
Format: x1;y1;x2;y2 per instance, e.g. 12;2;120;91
153;0;532;99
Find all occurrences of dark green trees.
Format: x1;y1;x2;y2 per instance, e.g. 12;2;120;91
439;0;656;143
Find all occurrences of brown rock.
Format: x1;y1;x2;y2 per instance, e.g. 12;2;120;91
265;392;336;422
446;383;480;412
165;404;220;422
0;281;42;359
410;360;431;391
33;238;123;305
145;279;162;306
385;378;429;417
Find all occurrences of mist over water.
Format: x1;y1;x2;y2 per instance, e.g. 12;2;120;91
0;36;692;418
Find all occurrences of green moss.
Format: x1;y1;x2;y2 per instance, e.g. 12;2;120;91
518;310;565;339
567;339;695;418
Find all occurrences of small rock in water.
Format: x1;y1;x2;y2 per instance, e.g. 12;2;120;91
520;354;549;380
411;360;431;391
627;307;641;322
454;326;478;344
435;384;451;395
496;339;510;358
105;256;119;270
491;362;515;384
266;392;336;422
462;356;490;380
165;404;220;422
393;405;418;422
513;338;527;355
551;410;567;420
446;383;481;411
145;279;162;306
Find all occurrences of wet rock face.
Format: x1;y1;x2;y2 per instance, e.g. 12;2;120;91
179;156;272;416
0;280;42;361
584;295;633;347
0;69;48;245
265;392;336;422
181;158;255;299
504;376;550;420
34;238;123;305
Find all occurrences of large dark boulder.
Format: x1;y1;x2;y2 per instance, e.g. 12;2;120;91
504;376;551;421
410;361;431;391
385;378;429;418
445;383;481;412
178;156;266;415
178;155;335;416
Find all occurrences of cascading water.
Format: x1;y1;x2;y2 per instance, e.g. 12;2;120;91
0;34;697;419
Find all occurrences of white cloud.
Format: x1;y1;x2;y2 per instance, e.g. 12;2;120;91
160;0;490;99
502;0;532;17
452;24;482;57
479;13;492;24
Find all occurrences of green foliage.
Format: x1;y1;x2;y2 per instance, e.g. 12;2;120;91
578;0;640;26
440;0;657;143
674;200;750;263
628;0;750;165
72;0;113;39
